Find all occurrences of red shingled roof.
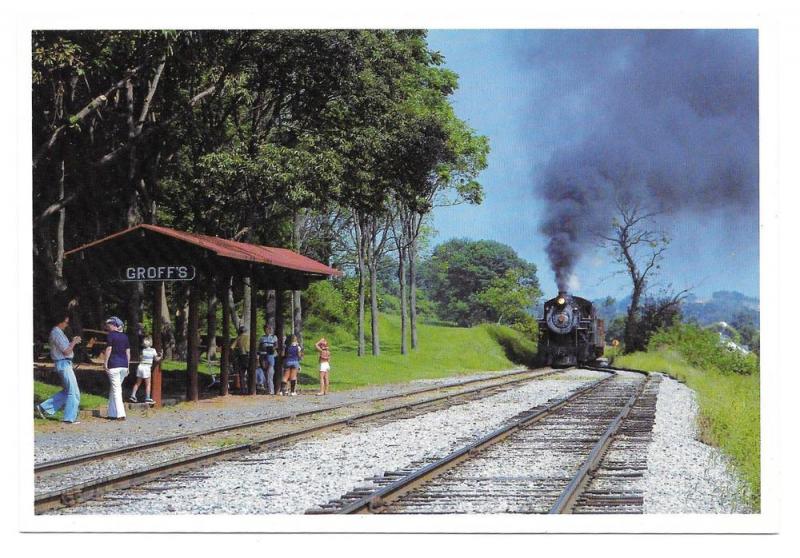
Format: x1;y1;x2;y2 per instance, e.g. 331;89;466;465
65;224;342;277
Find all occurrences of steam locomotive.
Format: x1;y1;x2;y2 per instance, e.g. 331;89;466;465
537;292;605;367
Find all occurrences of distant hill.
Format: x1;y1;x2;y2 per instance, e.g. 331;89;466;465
592;290;760;327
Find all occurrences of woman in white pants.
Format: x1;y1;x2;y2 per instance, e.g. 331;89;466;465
103;316;130;420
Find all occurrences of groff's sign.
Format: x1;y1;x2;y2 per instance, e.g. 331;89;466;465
120;265;195;282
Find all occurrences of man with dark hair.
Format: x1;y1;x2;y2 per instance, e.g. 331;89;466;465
257;325;278;395
36;314;82;424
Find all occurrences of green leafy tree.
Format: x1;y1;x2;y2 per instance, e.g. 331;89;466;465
606;316;627;345
731;311;760;355
420;239;540;327
389;56;489;352
476;269;541;336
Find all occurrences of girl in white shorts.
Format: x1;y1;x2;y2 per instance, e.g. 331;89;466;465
314;337;331;396
130;336;162;404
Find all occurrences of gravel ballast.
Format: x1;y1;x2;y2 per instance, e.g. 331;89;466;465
35;369;553;497
642;374;751;513
56;369;608;514
34;369;524;464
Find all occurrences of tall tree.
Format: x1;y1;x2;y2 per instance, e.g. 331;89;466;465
420;239;540;327
597;200;671;352
388;56;489;349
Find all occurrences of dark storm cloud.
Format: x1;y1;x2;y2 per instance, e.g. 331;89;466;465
527;30;758;291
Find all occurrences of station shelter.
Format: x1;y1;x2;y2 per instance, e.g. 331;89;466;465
64;224;342;405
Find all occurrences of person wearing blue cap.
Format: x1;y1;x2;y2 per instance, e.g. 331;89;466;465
103;316;129;419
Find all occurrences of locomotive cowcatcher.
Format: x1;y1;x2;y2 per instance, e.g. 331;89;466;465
537;292;605;367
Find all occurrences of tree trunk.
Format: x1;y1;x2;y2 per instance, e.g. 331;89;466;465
227;284;241;331
398;244;408;355
409;233;419;350
290;291;295;333
151;284;163;406
54;159;65;287
623;281;644;353
220;278;231;396
355;214;366;357
242;277;252;332
186;285;200;402
248;276;259;395
127;283;143;361
175;286;189;361
124;79;144;362
159;282;175;360
67;296;83;338
37;151;68;325
291;211;305;346
368;223;380;356
266;289;276;331
293;290;303;346
275;289;285;372
206;290;218;361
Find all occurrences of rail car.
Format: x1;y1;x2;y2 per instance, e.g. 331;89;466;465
537;292;605;367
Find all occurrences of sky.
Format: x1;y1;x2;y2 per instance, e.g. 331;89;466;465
426;30;759;302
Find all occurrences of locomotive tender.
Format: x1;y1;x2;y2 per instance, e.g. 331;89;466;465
537;292;605;367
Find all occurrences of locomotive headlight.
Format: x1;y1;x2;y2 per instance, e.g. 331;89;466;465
557;297;565;305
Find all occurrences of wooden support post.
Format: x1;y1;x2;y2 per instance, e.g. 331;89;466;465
274;289;285;386
220;276;231;397
187;284;200;402
266;289;276;330
152;282;163;407
248;273;259;395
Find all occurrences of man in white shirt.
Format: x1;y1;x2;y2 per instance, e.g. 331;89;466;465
257;325;278;395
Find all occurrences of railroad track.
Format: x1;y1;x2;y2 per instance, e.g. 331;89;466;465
36;367;563;514
313;368;659;514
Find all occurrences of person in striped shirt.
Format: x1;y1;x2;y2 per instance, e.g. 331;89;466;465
36;314;82;423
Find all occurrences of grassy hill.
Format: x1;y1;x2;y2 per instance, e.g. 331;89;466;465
298;314;534;389
160;313;537;390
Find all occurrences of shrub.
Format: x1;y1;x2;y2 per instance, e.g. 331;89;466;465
509;315;538;338
304;315;355;347
484;324;539;368
303;280;350;326
648;323;759;376
379;293;400;314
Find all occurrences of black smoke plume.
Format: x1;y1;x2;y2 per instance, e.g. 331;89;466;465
529;31;758;291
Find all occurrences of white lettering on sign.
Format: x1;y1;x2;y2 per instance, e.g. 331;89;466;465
120;266;195;282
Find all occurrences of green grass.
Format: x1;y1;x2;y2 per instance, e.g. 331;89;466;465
299;314;529;390
34;380;108;422
484;324;539;368
162;314;533;391
616;349;760;510
161;359;217;378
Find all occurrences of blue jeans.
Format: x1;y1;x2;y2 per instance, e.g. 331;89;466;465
260;354;276;394
40;360;81;422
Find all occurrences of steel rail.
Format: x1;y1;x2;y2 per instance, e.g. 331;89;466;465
548;375;649;514
35;368;562;514
333;372;616;515
588;363;684;383
36;367;550;474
